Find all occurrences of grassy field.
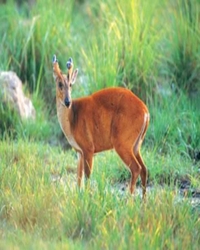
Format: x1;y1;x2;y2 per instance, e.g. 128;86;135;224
0;139;199;249
0;0;200;249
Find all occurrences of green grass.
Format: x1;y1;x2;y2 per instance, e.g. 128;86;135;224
0;0;200;249
0;140;199;250
148;91;200;156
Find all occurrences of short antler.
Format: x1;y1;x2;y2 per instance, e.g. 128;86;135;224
52;54;62;79
52;54;57;63
66;57;73;80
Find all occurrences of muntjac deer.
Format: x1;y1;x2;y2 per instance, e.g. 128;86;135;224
52;55;150;197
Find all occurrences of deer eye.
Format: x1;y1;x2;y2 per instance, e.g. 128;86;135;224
58;82;64;90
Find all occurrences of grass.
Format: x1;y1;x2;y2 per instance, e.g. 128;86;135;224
0;0;200;249
0;140;199;250
148;91;200;156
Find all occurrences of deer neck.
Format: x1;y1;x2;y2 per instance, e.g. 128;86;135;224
56;99;82;151
56;99;73;137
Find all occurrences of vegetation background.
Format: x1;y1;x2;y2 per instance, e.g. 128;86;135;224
0;0;200;249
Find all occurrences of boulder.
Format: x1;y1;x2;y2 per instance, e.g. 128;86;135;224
0;71;36;120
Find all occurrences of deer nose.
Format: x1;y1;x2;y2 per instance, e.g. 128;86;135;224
64;97;71;107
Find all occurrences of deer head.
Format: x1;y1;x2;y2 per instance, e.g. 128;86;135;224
52;55;78;108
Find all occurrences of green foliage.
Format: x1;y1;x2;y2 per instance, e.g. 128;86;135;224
15;93;57;141
0;0;199;98
0;0;199;151
0;95;21;138
0;0;74;97
0;90;56;142
164;0;200;93
148;91;200;156
0;140;199;249
76;0;162;97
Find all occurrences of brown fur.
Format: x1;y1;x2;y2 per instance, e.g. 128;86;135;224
53;58;150;197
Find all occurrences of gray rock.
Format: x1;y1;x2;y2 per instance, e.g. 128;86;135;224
0;71;36;120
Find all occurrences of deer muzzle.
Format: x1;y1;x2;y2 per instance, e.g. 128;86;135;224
64;97;71;108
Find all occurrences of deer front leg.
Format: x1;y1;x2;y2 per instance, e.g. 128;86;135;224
83;150;94;191
77;150;93;190
77;151;84;187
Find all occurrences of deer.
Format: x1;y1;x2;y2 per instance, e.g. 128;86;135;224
52;55;150;198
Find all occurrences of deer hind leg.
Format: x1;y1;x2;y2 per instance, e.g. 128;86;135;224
136;152;147;198
114;144;141;194
134;113;149;198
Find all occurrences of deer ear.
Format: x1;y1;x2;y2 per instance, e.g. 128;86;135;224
71;69;78;85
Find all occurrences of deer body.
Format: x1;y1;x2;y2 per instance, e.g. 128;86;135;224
53;55;150;197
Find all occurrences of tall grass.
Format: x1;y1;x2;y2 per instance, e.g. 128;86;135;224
0;140;199;249
1;0;199;97
77;0;163;97
148;91;200;156
164;0;200;94
0;0;74;96
1;0;199;151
